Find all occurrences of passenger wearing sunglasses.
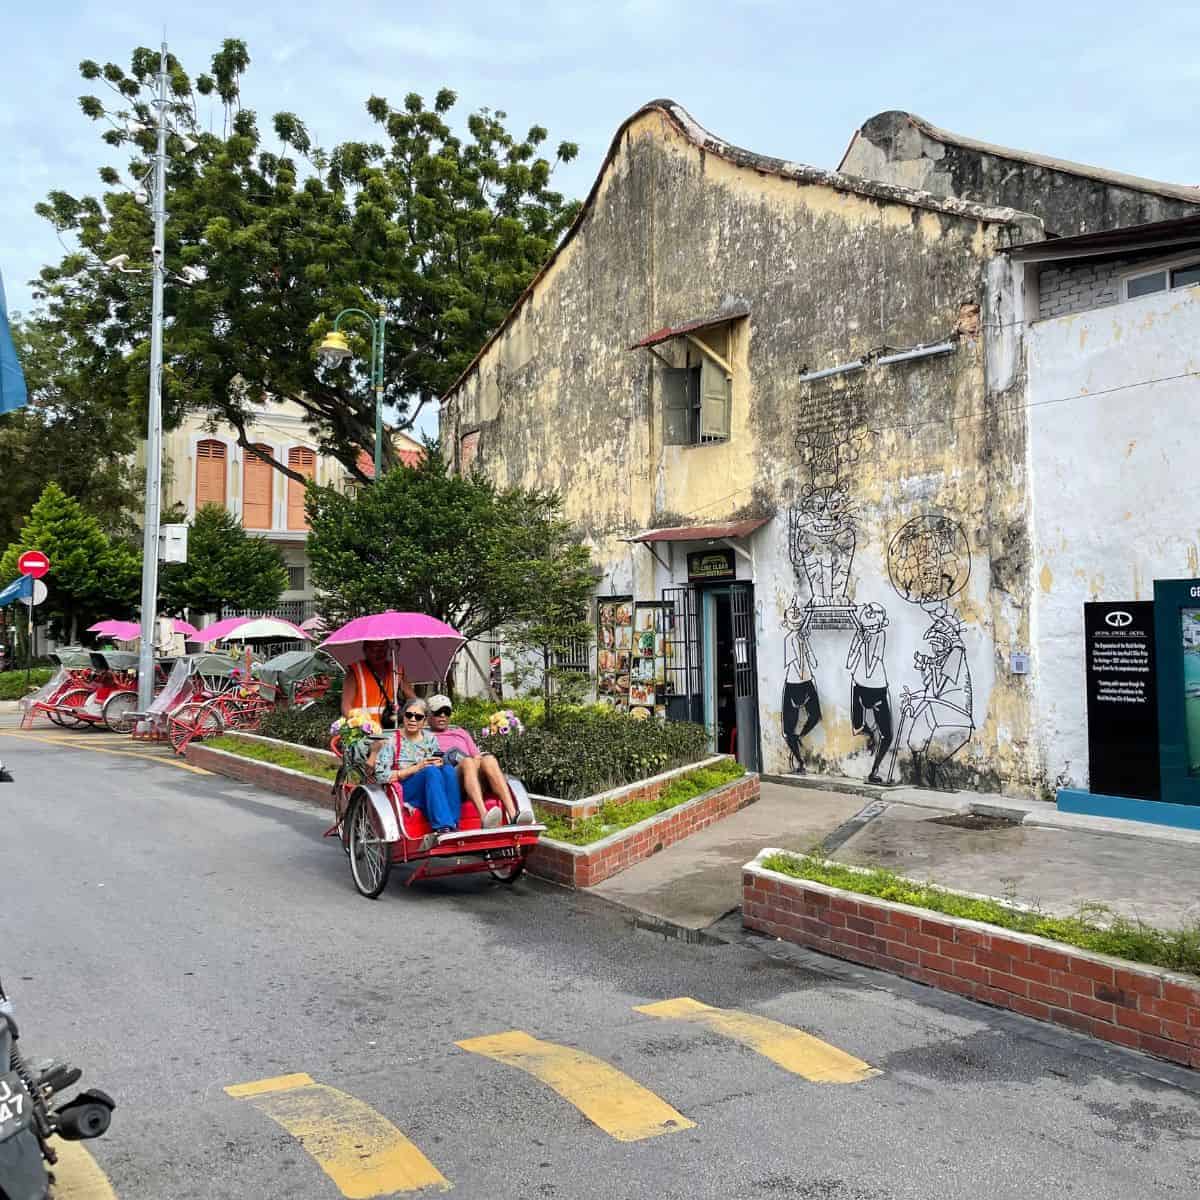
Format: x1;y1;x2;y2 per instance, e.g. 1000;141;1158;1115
368;698;462;845
426;694;532;827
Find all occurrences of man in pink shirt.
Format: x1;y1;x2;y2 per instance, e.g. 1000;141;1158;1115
427;694;531;826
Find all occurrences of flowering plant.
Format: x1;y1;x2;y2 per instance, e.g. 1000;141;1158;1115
330;708;382;755
480;709;525;738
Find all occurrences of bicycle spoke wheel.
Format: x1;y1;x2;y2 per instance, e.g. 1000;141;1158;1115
348;792;392;899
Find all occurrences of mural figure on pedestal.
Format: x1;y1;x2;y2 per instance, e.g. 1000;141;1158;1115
846;601;893;783
782;599;821;773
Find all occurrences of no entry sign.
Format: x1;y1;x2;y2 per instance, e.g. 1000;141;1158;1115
17;550;50;578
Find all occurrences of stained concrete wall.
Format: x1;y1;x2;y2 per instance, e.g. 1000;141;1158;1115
1027;285;1200;788
445;104;1045;791
841;112;1200;238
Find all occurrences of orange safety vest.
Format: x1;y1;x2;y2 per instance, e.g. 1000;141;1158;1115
347;661;395;720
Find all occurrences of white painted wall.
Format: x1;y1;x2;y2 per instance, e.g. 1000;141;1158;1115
1028;285;1200;788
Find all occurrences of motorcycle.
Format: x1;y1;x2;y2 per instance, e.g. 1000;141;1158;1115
0;757;115;1200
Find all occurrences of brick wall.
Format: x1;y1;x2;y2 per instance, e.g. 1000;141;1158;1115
743;856;1200;1070
1036;250;1172;320
528;773;760;888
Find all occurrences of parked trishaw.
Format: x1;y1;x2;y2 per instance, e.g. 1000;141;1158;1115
78;650;150;732
132;652;240;744
255;649;340;709
320;612;545;898
19;648;98;729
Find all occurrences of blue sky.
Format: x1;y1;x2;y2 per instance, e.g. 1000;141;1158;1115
4;0;1199;435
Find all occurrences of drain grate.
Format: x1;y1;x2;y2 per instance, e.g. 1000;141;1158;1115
927;812;1020;831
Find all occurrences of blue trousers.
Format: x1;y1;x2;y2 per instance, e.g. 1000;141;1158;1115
403;763;462;830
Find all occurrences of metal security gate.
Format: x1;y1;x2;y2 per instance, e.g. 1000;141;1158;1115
730;583;761;772
661;586;703;724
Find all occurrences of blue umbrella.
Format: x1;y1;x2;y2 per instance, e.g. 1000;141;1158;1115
0;269;28;415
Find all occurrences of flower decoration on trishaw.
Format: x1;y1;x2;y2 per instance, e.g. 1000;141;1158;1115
319;611;545;899
480;709;525;738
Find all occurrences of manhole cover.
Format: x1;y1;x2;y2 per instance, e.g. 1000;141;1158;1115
927;812;1020;831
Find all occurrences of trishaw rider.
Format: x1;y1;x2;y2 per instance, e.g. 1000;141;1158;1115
342;640;404;729
427;693;533;827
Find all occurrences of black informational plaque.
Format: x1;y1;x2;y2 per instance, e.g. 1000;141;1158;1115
1084;601;1160;800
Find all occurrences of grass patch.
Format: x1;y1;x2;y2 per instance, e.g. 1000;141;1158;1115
761;852;1200;979
207;734;339;782
0;668;54;700
538;759;746;846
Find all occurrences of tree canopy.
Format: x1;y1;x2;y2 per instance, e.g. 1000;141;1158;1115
159;504;288;619
0;482;141;641
305;454;595;672
34;40;580;484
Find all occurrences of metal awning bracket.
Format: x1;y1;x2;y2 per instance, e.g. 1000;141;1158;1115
716;538;753;565
684;334;733;378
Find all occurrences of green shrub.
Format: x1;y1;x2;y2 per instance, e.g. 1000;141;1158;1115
0;668;54;700
539;758;745;844
444;695;545;734
484;707;711;800
259;695;341;749
762;853;1200;978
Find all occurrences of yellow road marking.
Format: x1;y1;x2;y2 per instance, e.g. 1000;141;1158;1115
224;1073;449;1196
634;997;879;1084
455;1030;694;1142
52;1140;119;1199
0;730;212;775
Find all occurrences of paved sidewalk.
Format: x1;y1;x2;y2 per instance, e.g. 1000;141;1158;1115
591;780;864;929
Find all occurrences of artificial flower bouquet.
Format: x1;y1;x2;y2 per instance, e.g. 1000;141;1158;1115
331;708;382;760
480;709;525;739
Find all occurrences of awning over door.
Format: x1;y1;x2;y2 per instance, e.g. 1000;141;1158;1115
628;517;770;543
629;307;750;351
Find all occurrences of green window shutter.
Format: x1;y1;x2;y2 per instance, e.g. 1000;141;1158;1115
662;367;690;445
699;358;731;441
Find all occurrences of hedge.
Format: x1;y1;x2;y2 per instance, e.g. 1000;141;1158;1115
0;668;54;701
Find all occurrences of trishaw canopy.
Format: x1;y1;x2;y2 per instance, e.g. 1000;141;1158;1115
256;649;341;694
48;647;96;670
89;650;140;673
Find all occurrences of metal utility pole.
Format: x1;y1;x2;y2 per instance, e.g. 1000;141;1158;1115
136;42;169;711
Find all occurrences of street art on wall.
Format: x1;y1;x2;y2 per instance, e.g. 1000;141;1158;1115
846;602;893;783
885;515;976;788
781;600;821;771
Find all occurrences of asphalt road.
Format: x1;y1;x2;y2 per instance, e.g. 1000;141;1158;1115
3;723;1200;1200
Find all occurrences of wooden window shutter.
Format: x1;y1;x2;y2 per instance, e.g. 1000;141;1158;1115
661;368;690;445
242;444;274;529
195;439;227;510
699;358;731;441
287;446;317;530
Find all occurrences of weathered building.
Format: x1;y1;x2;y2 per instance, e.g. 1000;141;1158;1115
444;100;1052;792
840;111;1200;237
994;215;1200;792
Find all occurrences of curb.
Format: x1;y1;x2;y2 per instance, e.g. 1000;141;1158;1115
184;740;335;809
743;849;1200;1072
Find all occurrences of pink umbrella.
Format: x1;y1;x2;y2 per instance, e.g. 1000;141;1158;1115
88;618;198;640
319;612;465;682
300;614;326;635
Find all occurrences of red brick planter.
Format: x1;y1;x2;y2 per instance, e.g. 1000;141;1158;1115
528;773;760;888
185;735;336;810
743;851;1200;1070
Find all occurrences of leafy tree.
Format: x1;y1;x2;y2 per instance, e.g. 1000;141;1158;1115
0;312;142;548
306;454;595;702
0;482;142;641
34;40;579;484
498;522;596;721
159;504;287;619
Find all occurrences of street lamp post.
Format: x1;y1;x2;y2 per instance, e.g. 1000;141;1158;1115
317;306;387;481
135;44;171;713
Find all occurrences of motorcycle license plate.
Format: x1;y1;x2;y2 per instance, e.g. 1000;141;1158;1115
0;1070;33;1142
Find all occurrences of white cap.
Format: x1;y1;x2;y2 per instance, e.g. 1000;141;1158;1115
428;694;453;712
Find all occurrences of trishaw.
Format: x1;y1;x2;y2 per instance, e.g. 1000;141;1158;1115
320;612;545;898
80;650;164;732
19;648;98;729
131;652;240;744
255;649;340;710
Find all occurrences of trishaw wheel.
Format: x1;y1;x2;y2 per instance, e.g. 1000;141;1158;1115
487;854;526;885
347;793;392;899
102;690;138;733
55;688;93;728
168;702;224;755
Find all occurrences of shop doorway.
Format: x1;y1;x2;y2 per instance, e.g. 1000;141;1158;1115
700;583;760;771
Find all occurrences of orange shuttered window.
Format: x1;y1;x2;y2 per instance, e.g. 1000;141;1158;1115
243;445;274;529
195;439;227;509
287;447;317;530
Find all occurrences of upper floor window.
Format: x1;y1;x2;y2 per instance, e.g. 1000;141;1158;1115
242;444;274;530
287;446;317;530
1123;257;1200;301
195;439;227;510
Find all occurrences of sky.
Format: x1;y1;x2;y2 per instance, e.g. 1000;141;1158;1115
4;0;1199;437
